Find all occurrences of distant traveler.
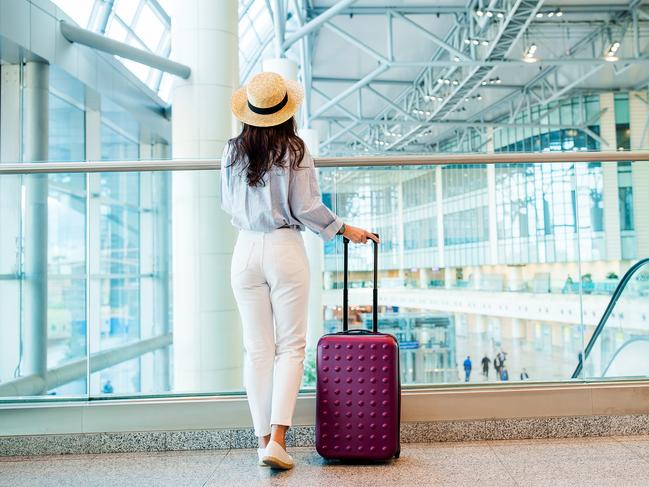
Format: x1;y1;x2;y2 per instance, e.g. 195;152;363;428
463;356;472;382
520;369;529;380
101;380;113;394
494;355;502;379
497;350;507;365
481;355;491;378
221;71;378;470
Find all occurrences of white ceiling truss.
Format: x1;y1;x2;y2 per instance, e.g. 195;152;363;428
249;0;649;155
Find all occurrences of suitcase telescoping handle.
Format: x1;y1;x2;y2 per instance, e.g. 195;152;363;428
342;233;379;332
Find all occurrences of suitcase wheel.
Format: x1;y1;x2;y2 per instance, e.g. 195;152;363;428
394;446;400;459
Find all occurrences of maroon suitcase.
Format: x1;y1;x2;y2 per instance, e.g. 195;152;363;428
315;235;401;461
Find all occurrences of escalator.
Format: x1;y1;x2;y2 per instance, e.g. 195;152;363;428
572;258;649;380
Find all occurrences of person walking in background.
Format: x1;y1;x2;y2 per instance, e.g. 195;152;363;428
463;355;472;382
520;369;529;380
101;380;113;394
494;354;502;379
497;350;507;367
481;354;491;379
221;71;378;470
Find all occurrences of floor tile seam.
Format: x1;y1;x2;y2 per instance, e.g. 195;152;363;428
486;440;522;487
201;448;232;487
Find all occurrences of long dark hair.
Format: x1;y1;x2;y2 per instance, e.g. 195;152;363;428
228;117;305;187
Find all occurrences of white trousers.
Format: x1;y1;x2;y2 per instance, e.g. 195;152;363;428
230;228;309;437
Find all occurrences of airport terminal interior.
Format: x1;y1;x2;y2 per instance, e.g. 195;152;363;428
1;0;649;485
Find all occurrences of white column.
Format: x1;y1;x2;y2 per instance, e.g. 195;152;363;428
264;57;322;349
487;164;498;265
599;93;622;260
630;90;649;257
0;65;22;385
22;62;49;385
171;0;242;391
444;267;456;288
265;57;326;351
511;319;524;340
507;265;524;291
419;268;431;288
299;128;325;351
396;176;405;280
436;166;445;267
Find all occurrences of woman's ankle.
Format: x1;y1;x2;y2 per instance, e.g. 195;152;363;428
270;424;289;449
258;434;271;448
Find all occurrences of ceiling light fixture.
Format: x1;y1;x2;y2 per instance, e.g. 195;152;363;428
604;41;620;62
523;44;538;63
476;9;484;17
465;38;489;46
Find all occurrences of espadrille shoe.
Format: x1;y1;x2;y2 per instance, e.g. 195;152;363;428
257;447;268;466
261;440;294;470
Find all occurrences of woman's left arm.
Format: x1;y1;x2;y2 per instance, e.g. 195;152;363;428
289;148;344;241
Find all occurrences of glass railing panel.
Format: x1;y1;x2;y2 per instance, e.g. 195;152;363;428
0;173;87;399
0;154;647;402
582;259;649;379
316;161;593;385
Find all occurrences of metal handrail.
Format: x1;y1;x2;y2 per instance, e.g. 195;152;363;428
572;258;649;379
0;150;648;174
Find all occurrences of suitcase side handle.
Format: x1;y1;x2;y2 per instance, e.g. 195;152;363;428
342;234;379;332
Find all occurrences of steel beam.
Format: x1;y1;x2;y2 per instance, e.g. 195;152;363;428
322;22;389;63
392;11;471;61
310;64;390;120
282;0;358;50
59;20;191;79
314;77;413;86
271;0;286;57
307;4;630;15
313;116;592;131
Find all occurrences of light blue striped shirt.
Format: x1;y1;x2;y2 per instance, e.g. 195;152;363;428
220;142;343;241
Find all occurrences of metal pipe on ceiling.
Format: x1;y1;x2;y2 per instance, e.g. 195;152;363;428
282;0;358;50
59;20;191;79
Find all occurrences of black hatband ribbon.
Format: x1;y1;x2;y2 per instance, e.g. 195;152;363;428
248;93;288;115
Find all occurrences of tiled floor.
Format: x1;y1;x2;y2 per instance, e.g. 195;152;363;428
3;436;649;486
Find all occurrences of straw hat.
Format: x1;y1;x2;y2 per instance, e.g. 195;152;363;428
231;72;304;127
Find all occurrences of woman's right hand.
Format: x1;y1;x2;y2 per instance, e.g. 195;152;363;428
342;224;380;244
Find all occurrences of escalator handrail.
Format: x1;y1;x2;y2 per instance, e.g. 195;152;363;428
601;336;649;378
572;257;649;379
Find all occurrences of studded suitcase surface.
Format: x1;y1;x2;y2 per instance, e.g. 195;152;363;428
315;236;401;461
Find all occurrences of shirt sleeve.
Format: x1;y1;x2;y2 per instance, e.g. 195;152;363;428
289;147;344;241
220;142;232;215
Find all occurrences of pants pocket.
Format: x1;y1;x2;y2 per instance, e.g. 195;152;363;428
231;240;255;276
